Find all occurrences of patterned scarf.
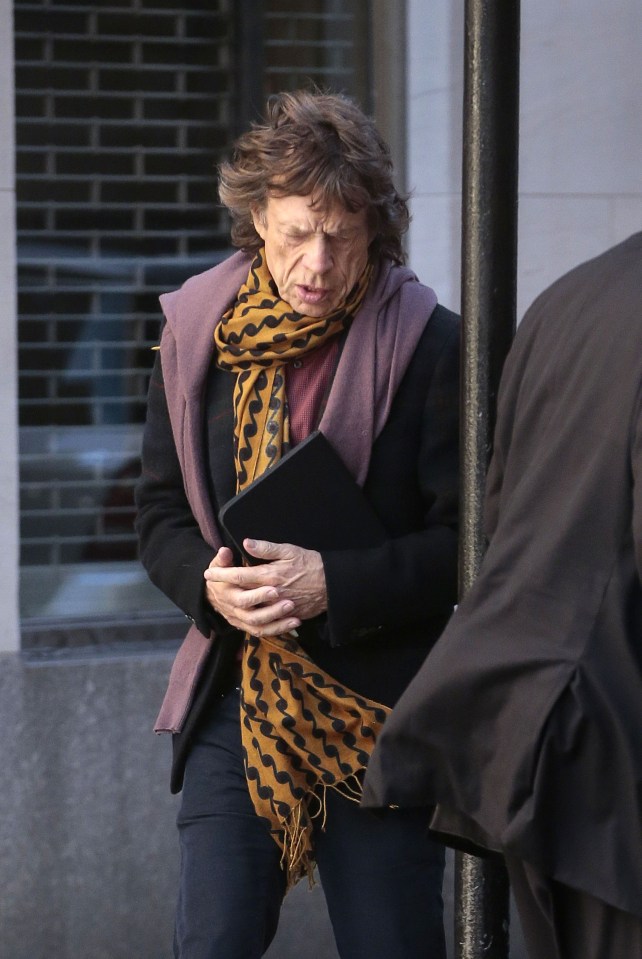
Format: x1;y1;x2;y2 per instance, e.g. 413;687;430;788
214;249;390;887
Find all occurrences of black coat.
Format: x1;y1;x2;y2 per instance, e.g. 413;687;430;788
136;295;461;792
363;233;642;919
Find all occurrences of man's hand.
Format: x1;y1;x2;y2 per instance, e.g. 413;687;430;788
204;540;327;637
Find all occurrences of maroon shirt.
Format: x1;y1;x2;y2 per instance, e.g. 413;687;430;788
286;338;340;445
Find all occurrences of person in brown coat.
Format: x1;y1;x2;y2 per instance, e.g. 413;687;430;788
363;232;642;959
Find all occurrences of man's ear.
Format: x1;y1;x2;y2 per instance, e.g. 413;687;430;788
251;206;267;241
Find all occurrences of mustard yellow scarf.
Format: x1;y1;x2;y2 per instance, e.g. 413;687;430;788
214;249;390;887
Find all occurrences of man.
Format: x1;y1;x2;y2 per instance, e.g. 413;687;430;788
135;90;460;959
363;232;642;958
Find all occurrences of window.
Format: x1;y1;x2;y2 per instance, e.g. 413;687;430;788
15;0;374;647
264;1;371;107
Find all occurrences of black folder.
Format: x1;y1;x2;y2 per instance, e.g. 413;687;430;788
218;430;387;561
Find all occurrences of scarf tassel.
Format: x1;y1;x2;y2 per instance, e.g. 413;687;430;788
278;772;366;892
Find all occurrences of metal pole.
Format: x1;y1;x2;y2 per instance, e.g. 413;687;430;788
456;0;520;956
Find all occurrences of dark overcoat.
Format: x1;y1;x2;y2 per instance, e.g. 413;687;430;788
363;233;642;920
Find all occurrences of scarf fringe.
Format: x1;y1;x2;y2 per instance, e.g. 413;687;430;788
279;772;365;892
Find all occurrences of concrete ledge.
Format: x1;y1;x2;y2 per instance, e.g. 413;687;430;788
0;645;179;959
0;643;523;958
0;643;342;959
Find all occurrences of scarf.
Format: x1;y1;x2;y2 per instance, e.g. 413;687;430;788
214;249;390;887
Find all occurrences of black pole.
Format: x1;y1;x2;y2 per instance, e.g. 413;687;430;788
456;0;520;957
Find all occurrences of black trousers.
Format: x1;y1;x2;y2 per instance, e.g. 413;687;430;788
506;856;642;959
174;688;447;959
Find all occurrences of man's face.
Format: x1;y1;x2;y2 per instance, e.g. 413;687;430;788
251;194;372;316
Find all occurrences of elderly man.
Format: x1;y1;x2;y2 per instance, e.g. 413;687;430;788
363;233;642;959
136;89;460;959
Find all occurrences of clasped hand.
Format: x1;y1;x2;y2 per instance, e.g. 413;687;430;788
203;539;327;637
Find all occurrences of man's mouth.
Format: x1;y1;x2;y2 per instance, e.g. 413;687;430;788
296;284;328;305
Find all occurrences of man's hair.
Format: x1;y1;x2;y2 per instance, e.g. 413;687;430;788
218;89;410;264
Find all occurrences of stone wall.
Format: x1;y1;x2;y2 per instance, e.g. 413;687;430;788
406;0;642;319
0;645;179;959
0;642;347;959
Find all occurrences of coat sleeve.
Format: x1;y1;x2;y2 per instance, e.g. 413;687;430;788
134;351;231;638
632;381;642;586
320;317;459;644
483;329;524;541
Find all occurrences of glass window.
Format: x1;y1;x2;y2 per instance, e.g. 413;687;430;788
15;0;372;647
265;0;371;110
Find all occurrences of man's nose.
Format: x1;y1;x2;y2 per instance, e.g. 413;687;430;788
303;235;332;274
